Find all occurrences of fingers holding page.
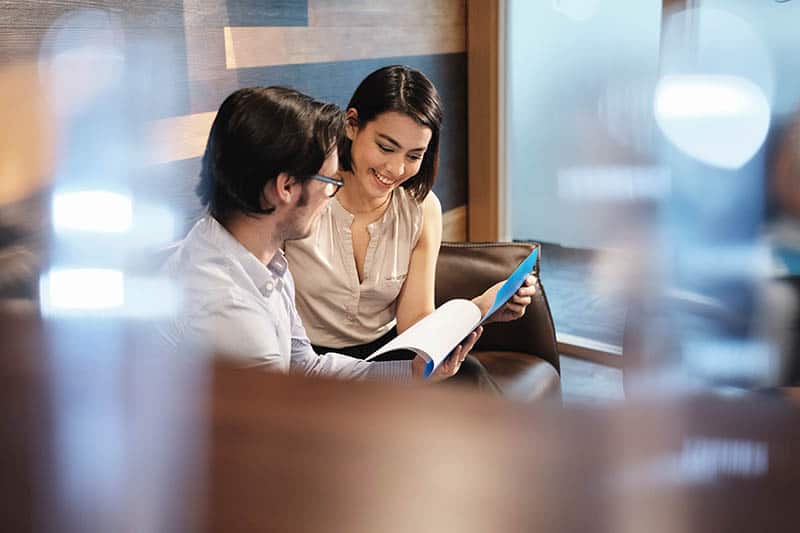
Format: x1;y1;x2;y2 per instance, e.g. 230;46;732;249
426;327;482;382
515;274;537;298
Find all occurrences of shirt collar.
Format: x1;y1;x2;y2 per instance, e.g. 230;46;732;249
197;216;288;293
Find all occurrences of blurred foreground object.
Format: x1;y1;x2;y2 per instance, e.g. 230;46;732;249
768;107;800;385
33;9;184;321
622;4;788;395
4;311;800;532
772;108;800;220
0;64;54;310
0;64;54;206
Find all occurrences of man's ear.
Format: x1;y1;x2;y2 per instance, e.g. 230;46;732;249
344;108;359;141
264;172;297;208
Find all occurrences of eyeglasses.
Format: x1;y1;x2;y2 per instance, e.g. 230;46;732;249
310;174;344;197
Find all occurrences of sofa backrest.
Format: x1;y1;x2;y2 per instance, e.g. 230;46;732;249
434;241;560;372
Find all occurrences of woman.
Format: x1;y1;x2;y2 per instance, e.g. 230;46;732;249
284;66;536;392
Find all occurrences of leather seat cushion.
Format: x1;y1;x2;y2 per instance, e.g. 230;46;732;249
473;351;561;402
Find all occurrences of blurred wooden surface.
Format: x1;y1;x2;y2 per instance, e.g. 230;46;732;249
4;312;800;532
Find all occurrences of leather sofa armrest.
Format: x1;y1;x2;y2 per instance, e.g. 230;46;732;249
435;242;560;373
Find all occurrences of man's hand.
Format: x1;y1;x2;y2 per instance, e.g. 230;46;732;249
412;326;483;382
474;274;537;325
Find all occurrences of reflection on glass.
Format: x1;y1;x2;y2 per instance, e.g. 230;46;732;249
558;165;671;202
683;339;779;386
507;0;662;247
38;9;126;119
622;437;769;488
24;8;201;530
52;190;133;234
40;268;124;314
654;75;771;169
129;203;177;248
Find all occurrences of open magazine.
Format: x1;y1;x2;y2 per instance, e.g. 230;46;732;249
365;247;539;378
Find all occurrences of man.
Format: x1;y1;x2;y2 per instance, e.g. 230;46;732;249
161;87;479;381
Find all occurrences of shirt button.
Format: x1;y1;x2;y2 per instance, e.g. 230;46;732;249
264;281;274;293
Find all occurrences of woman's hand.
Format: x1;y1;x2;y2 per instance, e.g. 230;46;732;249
412;326;483;382
473;274;537;325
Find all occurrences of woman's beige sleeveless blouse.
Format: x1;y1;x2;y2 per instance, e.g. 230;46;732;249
284;187;423;348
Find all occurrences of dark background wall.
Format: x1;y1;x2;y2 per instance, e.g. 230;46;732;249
0;0;468;239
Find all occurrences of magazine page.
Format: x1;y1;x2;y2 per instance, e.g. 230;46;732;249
365;299;481;377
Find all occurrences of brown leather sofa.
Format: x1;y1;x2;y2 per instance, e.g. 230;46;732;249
435;242;561;401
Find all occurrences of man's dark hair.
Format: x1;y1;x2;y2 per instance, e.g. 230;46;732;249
197;86;344;222
339;65;443;202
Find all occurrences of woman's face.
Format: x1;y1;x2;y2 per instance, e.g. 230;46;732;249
345;110;432;199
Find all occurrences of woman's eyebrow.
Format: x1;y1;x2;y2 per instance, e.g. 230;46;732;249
376;133;426;152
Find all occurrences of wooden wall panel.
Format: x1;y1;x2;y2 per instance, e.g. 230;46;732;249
0;3;187;65
307;0;466;27
442;205;467;242
224;25;465;69
222;1;465;69
224;0;308;27
467;0;501;242
148;112;216;165
1;0;468;239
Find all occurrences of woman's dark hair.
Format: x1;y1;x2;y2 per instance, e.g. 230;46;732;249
339;65;443;202
197;86;344;222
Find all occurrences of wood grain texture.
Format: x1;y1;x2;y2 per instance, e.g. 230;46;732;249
467;0;501;241
148;112;216;165
7;321;800;532
307;0;465;27
0;2;187;64
224;0;308;27
223;24;465;69
2;0;469;226
442;204;467;242
223;0;465;68
0;2;187;29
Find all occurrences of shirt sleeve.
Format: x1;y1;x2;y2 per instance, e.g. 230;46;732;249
285;274;413;381
289;328;413;381
182;289;290;372
185;286;413;381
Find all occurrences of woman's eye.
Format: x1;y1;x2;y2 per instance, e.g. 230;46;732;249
377;143;392;152
407;154;423;161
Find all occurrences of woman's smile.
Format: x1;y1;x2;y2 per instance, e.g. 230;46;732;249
371;168;399;188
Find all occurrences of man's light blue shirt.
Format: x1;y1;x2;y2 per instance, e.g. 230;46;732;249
160;216;411;381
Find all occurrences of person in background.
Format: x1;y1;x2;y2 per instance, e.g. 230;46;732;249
160;86;480;381
285;66;535;393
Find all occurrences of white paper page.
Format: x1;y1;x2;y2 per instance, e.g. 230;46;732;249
365;299;481;375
